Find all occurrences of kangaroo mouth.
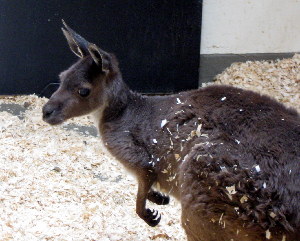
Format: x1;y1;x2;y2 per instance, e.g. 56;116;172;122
43;114;65;125
42;108;65;125
44;117;65;125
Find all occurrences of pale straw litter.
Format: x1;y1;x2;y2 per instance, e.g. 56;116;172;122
0;96;184;241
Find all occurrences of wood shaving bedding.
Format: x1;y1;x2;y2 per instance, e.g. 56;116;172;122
210;54;300;112
0;54;299;240
0;96;184;241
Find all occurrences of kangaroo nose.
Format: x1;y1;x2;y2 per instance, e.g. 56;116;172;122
42;105;55;119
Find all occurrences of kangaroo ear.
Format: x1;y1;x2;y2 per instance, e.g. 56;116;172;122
88;43;110;72
61;20;89;58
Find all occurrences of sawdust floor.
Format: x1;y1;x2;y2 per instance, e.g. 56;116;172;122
0;96;184;241
0;55;300;241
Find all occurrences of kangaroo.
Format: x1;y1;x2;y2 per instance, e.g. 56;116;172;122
42;21;300;241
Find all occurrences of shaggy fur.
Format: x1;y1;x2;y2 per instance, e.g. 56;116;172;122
43;22;300;241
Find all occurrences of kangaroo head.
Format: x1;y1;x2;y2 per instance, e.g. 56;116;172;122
43;20;119;125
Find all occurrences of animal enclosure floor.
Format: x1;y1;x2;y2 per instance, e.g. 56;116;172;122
212;54;300;111
0;54;300;241
0;96;185;241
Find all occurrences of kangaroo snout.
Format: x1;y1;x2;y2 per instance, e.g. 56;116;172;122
42;104;55;118
42;101;64;125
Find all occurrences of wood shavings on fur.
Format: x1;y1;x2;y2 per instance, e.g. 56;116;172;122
225;185;237;200
161;119;168;128
0;95;185;241
174;154;181;161
196;124;202;137
176;98;182;104
269;212;276;218
255;165;261;172
266;229;272;239
240;195;248;204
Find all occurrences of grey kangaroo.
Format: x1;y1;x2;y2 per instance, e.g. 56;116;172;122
43;21;300;241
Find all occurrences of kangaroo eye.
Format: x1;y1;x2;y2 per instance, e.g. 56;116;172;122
78;88;90;97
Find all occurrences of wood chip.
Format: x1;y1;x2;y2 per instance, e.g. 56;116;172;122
174;154;181;161
161;119;168;128
240;195;248;203
269;212;276;218
196;124;202;137
226;185;237;195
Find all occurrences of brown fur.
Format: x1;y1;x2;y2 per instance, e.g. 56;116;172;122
43;22;300;240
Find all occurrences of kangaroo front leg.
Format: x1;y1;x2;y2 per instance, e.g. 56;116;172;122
136;176;161;227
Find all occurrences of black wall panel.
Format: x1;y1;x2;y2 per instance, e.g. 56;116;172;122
0;0;201;96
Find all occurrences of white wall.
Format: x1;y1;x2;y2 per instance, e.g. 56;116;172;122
201;0;300;54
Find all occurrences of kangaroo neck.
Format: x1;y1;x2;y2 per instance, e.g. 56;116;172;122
101;76;140;123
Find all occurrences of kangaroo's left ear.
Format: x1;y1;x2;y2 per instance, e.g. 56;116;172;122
88;43;110;72
61;20;90;58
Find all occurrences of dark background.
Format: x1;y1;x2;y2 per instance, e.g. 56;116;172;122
0;0;201;97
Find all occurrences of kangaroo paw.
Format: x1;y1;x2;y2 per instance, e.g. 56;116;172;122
142;208;161;227
148;190;170;205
